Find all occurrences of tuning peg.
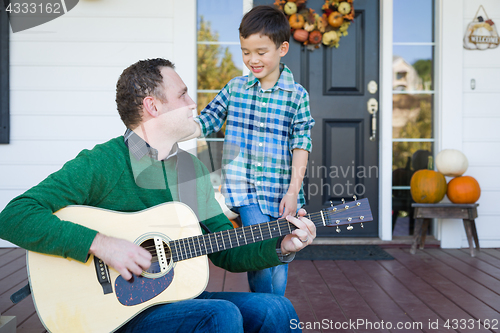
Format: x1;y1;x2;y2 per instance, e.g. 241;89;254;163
361;223;364;228
356;202;361;206
347;217;352;222
330;201;334;207
341;198;345;204
353;195;357;201
345;205;349;209
336;226;341;233
360;216;364;220
335;220;340;224
347;225;353;231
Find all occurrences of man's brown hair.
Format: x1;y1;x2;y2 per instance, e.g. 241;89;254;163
116;58;175;129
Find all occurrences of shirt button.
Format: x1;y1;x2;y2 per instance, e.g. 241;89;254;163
257;163;261;166
262;102;266;106
256;181;261;186
260;123;265;127
258;143;263;147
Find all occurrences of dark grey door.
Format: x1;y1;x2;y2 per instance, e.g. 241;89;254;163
254;0;380;237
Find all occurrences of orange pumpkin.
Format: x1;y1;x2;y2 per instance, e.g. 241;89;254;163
328;11;344;27
410;169;447;204
289;14;305;29
293;29;309;43
447;176;481;204
308;30;322;44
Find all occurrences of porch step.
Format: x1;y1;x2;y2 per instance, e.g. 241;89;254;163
0;315;17;333
312;236;440;248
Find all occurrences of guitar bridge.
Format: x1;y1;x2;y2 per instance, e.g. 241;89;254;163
93;256;112;295
154;237;168;273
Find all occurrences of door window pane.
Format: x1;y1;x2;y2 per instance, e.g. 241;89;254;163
393;94;433;139
393;142;433;172
393;45;434;91
197;43;242;91
197;1;244;172
393;0;434;43
197;1;243;42
392;0;435;236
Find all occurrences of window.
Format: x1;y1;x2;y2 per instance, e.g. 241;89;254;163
0;5;9;144
196;0;244;187
392;0;435;236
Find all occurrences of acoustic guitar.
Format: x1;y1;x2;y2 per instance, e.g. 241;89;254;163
27;197;372;332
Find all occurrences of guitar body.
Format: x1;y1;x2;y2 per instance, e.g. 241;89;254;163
25;197;373;333
27;202;209;333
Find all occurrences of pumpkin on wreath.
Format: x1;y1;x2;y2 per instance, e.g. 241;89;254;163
289;13;305;29
275;0;355;50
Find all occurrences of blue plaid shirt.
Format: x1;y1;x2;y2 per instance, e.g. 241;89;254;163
197;64;315;218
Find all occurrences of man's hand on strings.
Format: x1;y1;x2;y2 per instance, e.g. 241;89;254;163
89;233;152;281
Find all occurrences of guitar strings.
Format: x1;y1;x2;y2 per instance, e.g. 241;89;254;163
168;210;365;262
139;204;367;263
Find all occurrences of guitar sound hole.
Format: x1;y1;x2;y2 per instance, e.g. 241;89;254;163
140;238;172;275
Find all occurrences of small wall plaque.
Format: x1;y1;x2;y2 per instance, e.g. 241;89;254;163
464;5;499;50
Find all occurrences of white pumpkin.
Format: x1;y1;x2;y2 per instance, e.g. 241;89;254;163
435;149;469;177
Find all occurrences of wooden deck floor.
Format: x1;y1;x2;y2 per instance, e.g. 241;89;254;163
2;246;500;333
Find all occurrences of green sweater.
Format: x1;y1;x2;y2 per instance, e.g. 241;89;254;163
0;137;282;272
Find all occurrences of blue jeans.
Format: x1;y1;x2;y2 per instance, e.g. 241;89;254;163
233;204;288;296
118;291;300;332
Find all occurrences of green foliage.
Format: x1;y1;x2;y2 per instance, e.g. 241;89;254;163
393;94;433;170
197;17;241;136
412;59;432;90
197;17;241;92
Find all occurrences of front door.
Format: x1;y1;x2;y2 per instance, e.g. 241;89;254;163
254;0;380;237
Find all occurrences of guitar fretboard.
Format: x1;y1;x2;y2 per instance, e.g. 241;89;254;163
169;217;305;262
167;196;371;263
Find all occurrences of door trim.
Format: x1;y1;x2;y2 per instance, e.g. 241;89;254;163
380;0;394;241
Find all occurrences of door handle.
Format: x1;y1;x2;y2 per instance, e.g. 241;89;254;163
367;98;378;142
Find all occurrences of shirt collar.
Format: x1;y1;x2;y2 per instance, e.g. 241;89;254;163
245;63;296;92
124;128;178;161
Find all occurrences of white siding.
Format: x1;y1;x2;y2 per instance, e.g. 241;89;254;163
0;0;196;247
436;0;465;247
461;0;500;248
439;0;500;248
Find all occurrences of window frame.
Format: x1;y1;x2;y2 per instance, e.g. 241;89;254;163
0;5;9;144
391;0;436;187
390;0;437;238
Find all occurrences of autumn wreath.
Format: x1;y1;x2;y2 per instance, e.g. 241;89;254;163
274;0;355;50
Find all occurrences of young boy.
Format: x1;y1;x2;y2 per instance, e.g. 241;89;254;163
192;5;315;296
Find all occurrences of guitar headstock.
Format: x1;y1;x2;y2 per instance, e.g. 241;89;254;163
323;196;373;233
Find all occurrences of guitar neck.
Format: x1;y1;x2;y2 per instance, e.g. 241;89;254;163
169;215;313;262
169;198;371;262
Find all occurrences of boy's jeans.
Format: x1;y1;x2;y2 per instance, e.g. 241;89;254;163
233;203;288;296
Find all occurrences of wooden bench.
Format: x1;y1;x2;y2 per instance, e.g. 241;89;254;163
410;203;479;257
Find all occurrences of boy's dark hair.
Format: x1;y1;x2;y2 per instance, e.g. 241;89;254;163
239;5;290;48
116;58;175;129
